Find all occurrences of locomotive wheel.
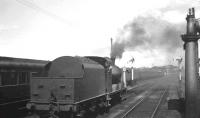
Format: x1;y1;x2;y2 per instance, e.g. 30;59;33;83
78;110;86;118
58;112;67;118
69;112;76;118
24;113;40;118
118;95;122;103
83;110;97;118
105;106;110;113
97;104;104;115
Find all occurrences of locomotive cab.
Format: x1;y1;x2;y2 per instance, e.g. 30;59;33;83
112;65;121;84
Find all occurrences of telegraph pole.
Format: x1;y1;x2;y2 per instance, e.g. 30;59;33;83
129;57;135;81
176;58;183;81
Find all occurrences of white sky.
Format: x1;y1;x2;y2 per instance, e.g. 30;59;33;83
0;0;199;67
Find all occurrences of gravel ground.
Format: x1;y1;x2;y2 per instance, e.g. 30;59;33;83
98;72;182;118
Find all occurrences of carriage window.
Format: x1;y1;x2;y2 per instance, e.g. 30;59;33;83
1;72;17;85
19;72;30;84
19;72;27;84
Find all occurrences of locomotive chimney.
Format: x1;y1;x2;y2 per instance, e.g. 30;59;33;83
181;8;200;118
110;38;116;65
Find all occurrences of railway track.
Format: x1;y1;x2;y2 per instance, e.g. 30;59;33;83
122;83;154;101
121;87;168;118
97;81;157;118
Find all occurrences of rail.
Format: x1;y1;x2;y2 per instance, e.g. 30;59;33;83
121;87;168;118
150;88;168;118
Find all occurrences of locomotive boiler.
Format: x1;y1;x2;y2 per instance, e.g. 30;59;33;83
26;56;126;118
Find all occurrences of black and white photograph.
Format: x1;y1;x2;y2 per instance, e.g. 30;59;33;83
0;0;199;118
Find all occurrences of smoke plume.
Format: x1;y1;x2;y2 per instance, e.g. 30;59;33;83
112;16;184;59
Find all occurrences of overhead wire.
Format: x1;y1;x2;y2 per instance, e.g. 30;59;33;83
15;0;70;25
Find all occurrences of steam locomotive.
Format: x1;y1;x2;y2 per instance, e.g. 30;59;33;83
0;56;164;118
26;56;126;118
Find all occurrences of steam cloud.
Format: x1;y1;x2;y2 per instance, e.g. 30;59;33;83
112;16;184;59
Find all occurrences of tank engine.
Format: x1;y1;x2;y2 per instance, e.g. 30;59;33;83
26;56;126;118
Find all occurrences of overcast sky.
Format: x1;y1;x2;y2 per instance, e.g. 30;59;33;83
0;0;199;67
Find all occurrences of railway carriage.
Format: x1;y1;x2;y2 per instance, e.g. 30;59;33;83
0;56;48;118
